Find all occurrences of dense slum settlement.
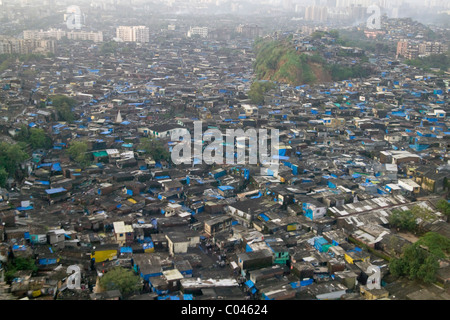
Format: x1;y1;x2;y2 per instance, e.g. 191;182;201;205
0;20;449;301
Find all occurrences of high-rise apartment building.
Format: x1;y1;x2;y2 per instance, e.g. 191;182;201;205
418;42;448;56
0;37;55;54
116;26;150;43
397;40;448;59
187;27;209;38
305;6;328;22
396;40;419;59
236;24;263;38
24;29;103;43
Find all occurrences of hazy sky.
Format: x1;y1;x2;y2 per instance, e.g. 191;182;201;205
2;0;446;5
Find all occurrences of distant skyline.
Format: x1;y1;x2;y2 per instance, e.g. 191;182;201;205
1;0;449;5
1;0;449;26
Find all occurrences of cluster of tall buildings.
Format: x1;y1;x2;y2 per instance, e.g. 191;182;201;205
304;6;329;22
299;0;405;23
115;26;150;43
187;26;209;38
23;29;104;43
0;36;56;55
397;40;448;59
302;0;374;23
236;24;263;38
21;26;153;46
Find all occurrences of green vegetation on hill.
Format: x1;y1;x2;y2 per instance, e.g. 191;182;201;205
253;39;321;85
329;64;373;81
252;37;374;86
306;29;396;56
405;54;450;72
248;81;276;105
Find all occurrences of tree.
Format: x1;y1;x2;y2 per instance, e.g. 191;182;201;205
57;102;75;122
389;206;436;233
0;142;29;185
388;209;417;232
0;167;7;188
138;137;170;162
100;41;119;55
50;94;77;108
66;141;90;167
418;232;450;259
99;267;141;297
311;31;326;40
328;30;340;39
389;232;449;284
29;128;52;149
14;125;30;142
15;126;52;150
248;81;276;105
389;242;438;283
4;257;38;283
436;199;450;218
49;95;77;123
405;54;450;72
410;205;435;224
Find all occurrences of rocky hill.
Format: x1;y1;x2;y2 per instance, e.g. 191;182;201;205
253;38;374;86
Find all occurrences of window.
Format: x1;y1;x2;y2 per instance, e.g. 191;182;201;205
119;233;123;237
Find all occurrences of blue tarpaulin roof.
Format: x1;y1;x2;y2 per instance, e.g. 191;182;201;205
120;247;133;253
218;186;234;191
16;206;33;211
45;187;67;194
12;245;27;251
